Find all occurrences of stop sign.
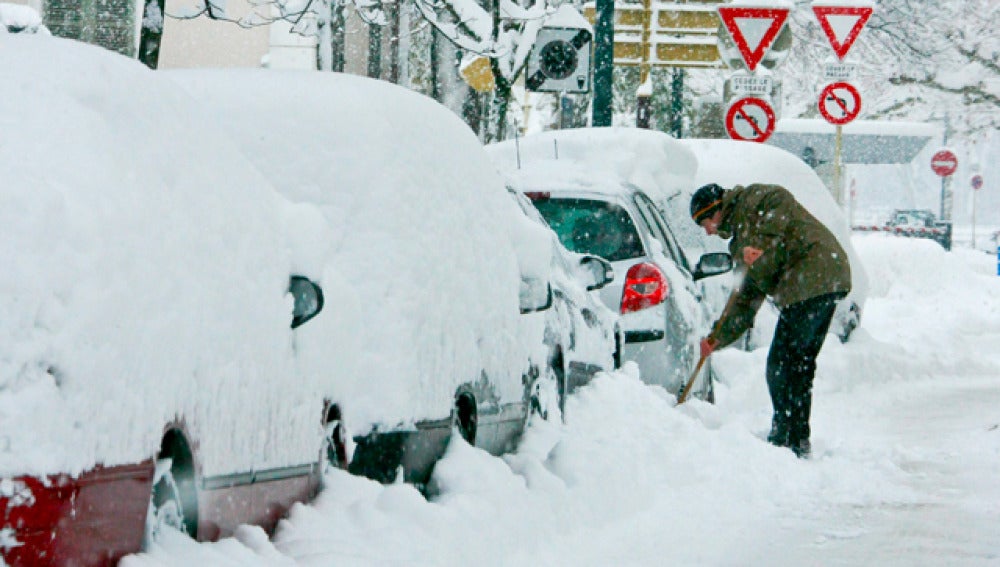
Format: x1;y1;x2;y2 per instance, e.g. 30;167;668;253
931;149;958;177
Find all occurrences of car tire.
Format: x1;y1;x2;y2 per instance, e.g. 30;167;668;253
145;459;187;547
144;432;197;548
323;404;349;472
529;361;564;423
454;392;478;445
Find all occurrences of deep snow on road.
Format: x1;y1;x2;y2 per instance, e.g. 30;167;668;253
125;234;1000;567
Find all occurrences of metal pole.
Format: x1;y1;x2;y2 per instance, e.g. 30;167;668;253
848;177;855;228
592;0;615;127
939;176;946;220
972;184;977;249
636;0;652;129
670;68;684;138
833;124;844;207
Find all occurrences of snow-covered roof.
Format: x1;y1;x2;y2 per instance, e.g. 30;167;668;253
486;127;698;205
770;119;937;165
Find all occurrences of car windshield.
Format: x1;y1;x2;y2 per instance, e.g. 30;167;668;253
530;197;645;262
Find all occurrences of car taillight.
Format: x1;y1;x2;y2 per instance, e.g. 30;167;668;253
620;262;668;314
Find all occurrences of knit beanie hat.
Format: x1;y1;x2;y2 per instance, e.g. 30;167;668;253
690;183;725;224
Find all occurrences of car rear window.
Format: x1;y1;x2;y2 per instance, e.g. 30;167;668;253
530;197;645;262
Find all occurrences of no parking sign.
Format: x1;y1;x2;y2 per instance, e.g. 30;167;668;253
818;82;861;125
725;97;776;143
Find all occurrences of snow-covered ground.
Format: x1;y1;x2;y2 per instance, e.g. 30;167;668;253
123;233;1000;565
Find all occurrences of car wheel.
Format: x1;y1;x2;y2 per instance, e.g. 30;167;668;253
613;328;623;369
454;392;478;445
323;404;349;472
529;362;563;423
144;431;197;548
145;458;187;546
552;352;567;420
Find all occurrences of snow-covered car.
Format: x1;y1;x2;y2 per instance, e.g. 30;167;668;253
675;138;871;343
165;69;603;478
0;38;540;565
487;129;733;400
507;186;622;418
0;2;49;34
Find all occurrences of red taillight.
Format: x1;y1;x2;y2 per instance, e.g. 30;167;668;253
620;262;668;314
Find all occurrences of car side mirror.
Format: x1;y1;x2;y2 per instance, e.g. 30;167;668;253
693;252;733;281
579;255;614;290
520;278;553;314
289;275;324;328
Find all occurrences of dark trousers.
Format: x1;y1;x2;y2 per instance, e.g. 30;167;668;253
766;292;844;448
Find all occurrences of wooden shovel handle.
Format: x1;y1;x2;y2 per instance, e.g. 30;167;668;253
677;354;707;405
676;289;741;405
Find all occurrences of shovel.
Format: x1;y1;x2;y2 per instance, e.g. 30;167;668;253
676;291;740;405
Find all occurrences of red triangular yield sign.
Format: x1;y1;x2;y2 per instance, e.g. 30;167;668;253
717;6;790;72
812;5;873;60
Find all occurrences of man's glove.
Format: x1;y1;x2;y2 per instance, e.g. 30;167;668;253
699;337;719;359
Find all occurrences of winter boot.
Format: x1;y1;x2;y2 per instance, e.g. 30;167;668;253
790;438;811;459
767;416;788;447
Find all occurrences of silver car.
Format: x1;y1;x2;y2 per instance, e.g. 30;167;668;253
512;178;732;401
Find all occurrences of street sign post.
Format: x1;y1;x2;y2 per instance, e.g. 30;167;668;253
716;6;790;72
971;174;984;249
811;4;874;60
725;96;776;143
932;149;958;223
817;81;862;206
818;82;862;125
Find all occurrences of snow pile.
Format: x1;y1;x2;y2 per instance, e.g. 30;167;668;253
128;231;1000;567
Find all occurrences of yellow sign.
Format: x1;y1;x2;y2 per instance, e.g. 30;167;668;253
582;0;724;68
460;55;496;93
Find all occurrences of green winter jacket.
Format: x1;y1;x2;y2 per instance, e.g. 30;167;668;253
711;184;852;348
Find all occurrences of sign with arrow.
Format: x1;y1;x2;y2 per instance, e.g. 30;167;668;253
725;96;776;143
716;6;790;72
818;81;862;125
812;4;873;60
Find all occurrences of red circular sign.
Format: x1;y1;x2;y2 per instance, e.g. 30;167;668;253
818;82;861;125
931;150;958;177
724;97;776;143
971;174;984;191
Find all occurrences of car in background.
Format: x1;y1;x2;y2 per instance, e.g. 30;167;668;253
507;186;622;419
676;138;871;344
881;208;952;249
886;208;940;229
0;37;550;565
488;129;733;401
